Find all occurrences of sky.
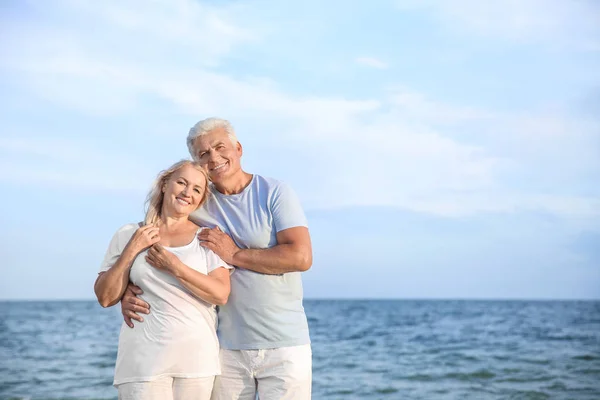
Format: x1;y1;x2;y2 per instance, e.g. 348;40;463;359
0;0;599;300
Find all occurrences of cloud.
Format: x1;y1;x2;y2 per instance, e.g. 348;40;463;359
396;0;600;49
355;57;389;69
0;137;154;193
1;0;598;223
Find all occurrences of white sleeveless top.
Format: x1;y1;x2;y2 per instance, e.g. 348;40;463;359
99;223;231;385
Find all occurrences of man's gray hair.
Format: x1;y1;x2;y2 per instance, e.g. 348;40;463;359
187;117;238;160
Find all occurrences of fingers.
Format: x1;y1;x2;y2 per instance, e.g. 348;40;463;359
198;229;220;244
134;225;161;249
125;301;150;315
124;309;144;323
146;227;160;240
145;255;154;266
149;244;165;254
199;240;216;252
145;252;160;268
121;294;149;327
152;243;164;252
124;315;134;328
138;224;155;233
127;284;143;295
123;287;138;301
124;295;150;312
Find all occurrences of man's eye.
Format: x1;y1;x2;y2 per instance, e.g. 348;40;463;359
216;145;224;150
199;152;207;158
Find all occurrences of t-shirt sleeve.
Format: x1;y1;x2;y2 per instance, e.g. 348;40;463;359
270;182;308;232
99;224;137;273
205;248;234;274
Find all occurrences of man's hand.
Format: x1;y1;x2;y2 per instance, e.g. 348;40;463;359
121;283;150;328
198;227;240;265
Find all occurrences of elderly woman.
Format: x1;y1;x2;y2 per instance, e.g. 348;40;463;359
94;160;231;400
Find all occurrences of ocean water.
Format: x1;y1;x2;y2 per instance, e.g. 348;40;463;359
1;300;599;399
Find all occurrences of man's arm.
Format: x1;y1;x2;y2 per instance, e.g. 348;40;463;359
198;226;312;275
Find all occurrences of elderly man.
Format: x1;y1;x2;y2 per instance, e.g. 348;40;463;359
120;117;313;399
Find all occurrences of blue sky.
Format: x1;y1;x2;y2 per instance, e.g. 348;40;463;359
1;0;599;300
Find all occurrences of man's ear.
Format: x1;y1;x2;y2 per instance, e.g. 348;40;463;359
236;141;243;156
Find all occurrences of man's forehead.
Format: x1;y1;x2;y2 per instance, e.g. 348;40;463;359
194;130;230;150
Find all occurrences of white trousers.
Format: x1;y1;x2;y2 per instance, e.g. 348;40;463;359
211;344;312;400
117;376;215;400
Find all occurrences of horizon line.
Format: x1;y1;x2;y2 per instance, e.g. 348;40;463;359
0;297;598;302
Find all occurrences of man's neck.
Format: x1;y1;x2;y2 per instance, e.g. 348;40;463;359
214;171;253;195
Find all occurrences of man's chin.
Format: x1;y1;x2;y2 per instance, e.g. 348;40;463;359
208;174;225;184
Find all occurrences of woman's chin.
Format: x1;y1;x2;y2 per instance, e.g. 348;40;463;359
165;205;194;217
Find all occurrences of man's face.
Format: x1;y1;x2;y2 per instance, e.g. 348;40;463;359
192;127;243;184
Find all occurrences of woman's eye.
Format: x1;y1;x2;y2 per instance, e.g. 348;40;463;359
194;188;201;194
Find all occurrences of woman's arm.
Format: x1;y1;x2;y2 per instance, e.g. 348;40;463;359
94;225;160;308
173;266;231;306
94;248;138;308
146;244;231;305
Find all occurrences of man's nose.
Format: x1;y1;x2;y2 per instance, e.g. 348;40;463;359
208;149;219;162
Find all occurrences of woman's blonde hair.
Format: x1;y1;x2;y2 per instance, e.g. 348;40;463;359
144;160;210;225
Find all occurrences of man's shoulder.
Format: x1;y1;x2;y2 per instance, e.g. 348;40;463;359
253;174;292;193
253;174;280;186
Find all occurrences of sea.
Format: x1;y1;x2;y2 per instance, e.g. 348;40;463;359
1;300;599;400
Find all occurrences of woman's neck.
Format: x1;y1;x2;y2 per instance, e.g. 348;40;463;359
159;213;192;230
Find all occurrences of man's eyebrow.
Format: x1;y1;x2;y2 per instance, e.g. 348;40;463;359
197;141;224;152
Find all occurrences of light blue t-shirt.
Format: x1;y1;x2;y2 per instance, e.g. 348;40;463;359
190;174;311;350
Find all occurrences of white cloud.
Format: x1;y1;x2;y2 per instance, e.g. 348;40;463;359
1;0;598;222
396;0;600;49
355;57;389;69
0;137;154;193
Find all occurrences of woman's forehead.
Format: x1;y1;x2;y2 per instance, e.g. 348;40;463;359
173;165;205;182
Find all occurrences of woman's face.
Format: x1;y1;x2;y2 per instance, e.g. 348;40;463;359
162;164;207;216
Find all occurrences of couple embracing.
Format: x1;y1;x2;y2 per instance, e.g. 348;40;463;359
94;118;313;400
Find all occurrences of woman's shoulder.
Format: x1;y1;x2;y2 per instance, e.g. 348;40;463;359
117;222;141;232
111;222;140;239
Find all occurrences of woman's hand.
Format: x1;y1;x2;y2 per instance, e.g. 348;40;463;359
127;224;161;255
146;244;182;275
